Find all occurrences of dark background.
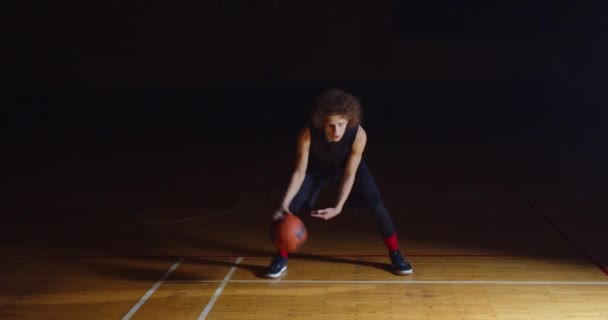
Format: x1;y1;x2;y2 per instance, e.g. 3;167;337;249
2;1;607;196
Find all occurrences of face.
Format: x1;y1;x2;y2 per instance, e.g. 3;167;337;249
323;114;349;142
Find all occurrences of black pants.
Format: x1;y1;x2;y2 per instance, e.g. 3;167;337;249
288;161;396;237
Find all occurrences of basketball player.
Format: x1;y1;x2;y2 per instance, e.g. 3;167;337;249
264;89;413;278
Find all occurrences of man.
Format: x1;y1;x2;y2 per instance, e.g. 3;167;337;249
264;89;412;278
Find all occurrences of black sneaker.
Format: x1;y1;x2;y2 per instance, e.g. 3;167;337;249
263;255;288;278
389;250;413;275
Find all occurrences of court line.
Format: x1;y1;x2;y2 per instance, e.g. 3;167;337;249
0;253;588;261
519;192;608;277
198;257;243;320
168;279;608;285
122;163;273;319
121;257;183;320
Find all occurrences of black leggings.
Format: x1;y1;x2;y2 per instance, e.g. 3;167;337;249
288;161;396;237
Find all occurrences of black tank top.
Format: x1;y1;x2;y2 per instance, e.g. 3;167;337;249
307;125;359;175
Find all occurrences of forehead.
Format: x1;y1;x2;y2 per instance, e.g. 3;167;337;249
323;114;348;124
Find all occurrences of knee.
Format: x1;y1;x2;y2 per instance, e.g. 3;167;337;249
369;200;390;219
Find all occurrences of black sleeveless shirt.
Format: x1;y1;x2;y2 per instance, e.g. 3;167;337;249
307;125;359;176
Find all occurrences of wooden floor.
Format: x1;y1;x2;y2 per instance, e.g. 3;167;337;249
1;141;607;320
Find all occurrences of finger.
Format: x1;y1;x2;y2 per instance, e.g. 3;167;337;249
312;214;329;221
310;211;325;218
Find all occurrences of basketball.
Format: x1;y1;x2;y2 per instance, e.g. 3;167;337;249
271;214;308;252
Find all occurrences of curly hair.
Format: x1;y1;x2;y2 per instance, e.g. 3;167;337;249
310;89;362;129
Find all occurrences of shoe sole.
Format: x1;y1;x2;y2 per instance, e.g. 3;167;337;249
395;268;413;275
264;265;287;278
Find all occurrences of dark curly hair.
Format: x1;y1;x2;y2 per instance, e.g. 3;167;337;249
310;89;362;129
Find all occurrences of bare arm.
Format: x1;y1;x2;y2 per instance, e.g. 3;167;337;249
335;126;366;210
275;127;310;218
311;126;367;220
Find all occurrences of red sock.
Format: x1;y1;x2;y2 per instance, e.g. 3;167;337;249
383;232;399;252
277;249;288;258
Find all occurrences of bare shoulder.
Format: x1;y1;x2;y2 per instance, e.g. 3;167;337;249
297;126;311;149
298;126;311;142
356;125;367;140
299;126;311;139
353;125;367;152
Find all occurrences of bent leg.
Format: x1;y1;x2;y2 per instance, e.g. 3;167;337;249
353;161;395;237
353;161;413;274
269;173;323;264
287;174;324;215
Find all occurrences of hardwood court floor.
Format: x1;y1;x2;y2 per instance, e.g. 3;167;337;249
1;255;607;320
1;142;607;319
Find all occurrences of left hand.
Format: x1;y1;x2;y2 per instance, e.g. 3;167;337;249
310;207;341;220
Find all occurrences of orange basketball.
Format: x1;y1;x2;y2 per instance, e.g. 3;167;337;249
271;214;308;252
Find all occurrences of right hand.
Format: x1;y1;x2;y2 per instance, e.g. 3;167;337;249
273;205;292;221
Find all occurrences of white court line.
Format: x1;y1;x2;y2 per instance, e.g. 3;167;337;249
168;279;608;285
198;257;243;320
122;258;183;320
120;166;271;318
